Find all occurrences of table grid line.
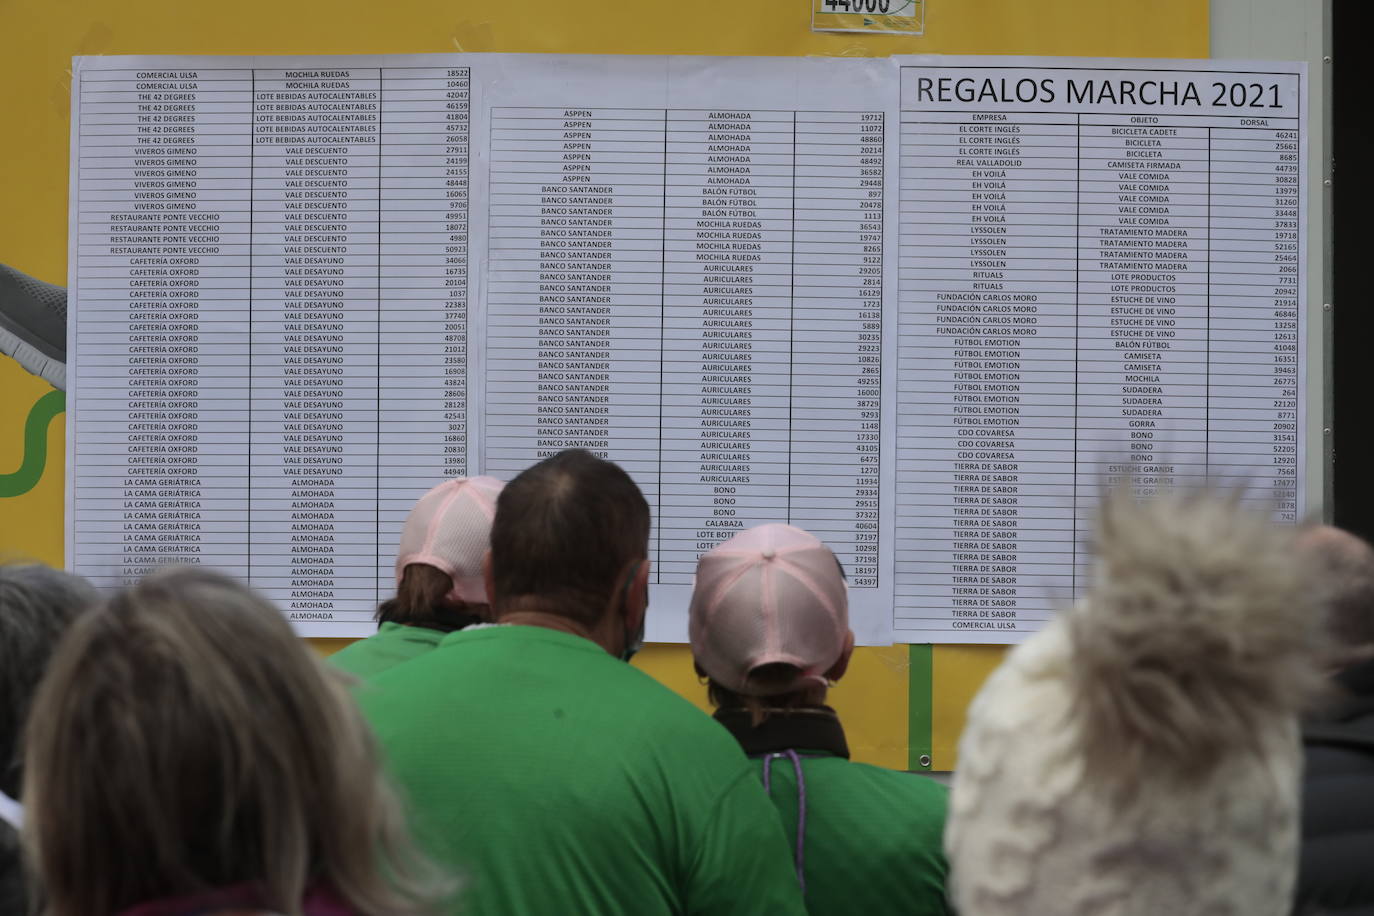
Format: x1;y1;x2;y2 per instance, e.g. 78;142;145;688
375;75;384;603
787;111;797;526
1071;112;1080;597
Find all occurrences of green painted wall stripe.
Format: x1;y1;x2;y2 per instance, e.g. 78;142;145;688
0;390;64;498
907;643;933;771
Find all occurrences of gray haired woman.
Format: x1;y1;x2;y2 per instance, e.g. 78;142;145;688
21;567;454;916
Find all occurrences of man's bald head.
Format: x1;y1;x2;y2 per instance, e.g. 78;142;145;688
489;449;650;628
1298;525;1374;663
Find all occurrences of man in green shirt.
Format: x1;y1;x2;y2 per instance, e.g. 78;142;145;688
331;476;504;680
360;449;806;915
690;523;951;915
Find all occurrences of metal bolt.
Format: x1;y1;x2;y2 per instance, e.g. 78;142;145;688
1323;55;1332;63
919;754;932;768
1324;179;1333;187
1324;428;1332;436
1324;303;1332;311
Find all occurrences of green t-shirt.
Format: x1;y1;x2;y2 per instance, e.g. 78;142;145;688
328;622;444;680
360;625;807;916
715;708;951;916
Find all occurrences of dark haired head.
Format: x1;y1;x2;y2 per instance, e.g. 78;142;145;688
376;564;487;631
0;564;96;798
490;450;650;627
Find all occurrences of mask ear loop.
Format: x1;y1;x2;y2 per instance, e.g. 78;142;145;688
616;560;645;662
618;560;641;607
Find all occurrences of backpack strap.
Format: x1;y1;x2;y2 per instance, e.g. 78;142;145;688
762;749;808;895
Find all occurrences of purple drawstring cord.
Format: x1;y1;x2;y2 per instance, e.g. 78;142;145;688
761;750;808;894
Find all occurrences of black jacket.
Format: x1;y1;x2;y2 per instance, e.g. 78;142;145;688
0;822;24;916
1297;658;1374;915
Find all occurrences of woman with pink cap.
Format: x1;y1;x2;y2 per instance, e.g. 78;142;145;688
689;523;951;914
331;477;504;680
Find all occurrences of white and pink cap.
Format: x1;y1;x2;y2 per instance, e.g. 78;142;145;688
689;524;850;696
394;476;504;605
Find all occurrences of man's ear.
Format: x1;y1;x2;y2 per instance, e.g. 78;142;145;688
626;559;651;631
482;550;496;610
826;629;855;684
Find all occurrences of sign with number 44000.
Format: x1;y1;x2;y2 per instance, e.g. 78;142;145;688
812;0;923;35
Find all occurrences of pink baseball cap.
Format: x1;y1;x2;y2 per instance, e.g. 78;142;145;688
689;524;850;696
394;476;504;605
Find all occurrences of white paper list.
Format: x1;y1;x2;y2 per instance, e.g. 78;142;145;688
480;56;899;644
894;58;1308;642
69;57;476;635
65;53;1310;645
65;53;900;644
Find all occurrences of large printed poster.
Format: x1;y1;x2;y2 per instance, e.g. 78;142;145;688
61;53;1307;642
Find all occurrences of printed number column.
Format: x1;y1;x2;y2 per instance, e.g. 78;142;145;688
485;107;665;537
789;111;885;587
897;109;1079;639
250;68;381;630
72;67;252;586
659;108;793;582
376;67;472;594
1207;99;1302;519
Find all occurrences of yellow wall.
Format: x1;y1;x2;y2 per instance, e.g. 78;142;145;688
0;0;1207;770
931;645;1007;768
0;361;65;564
